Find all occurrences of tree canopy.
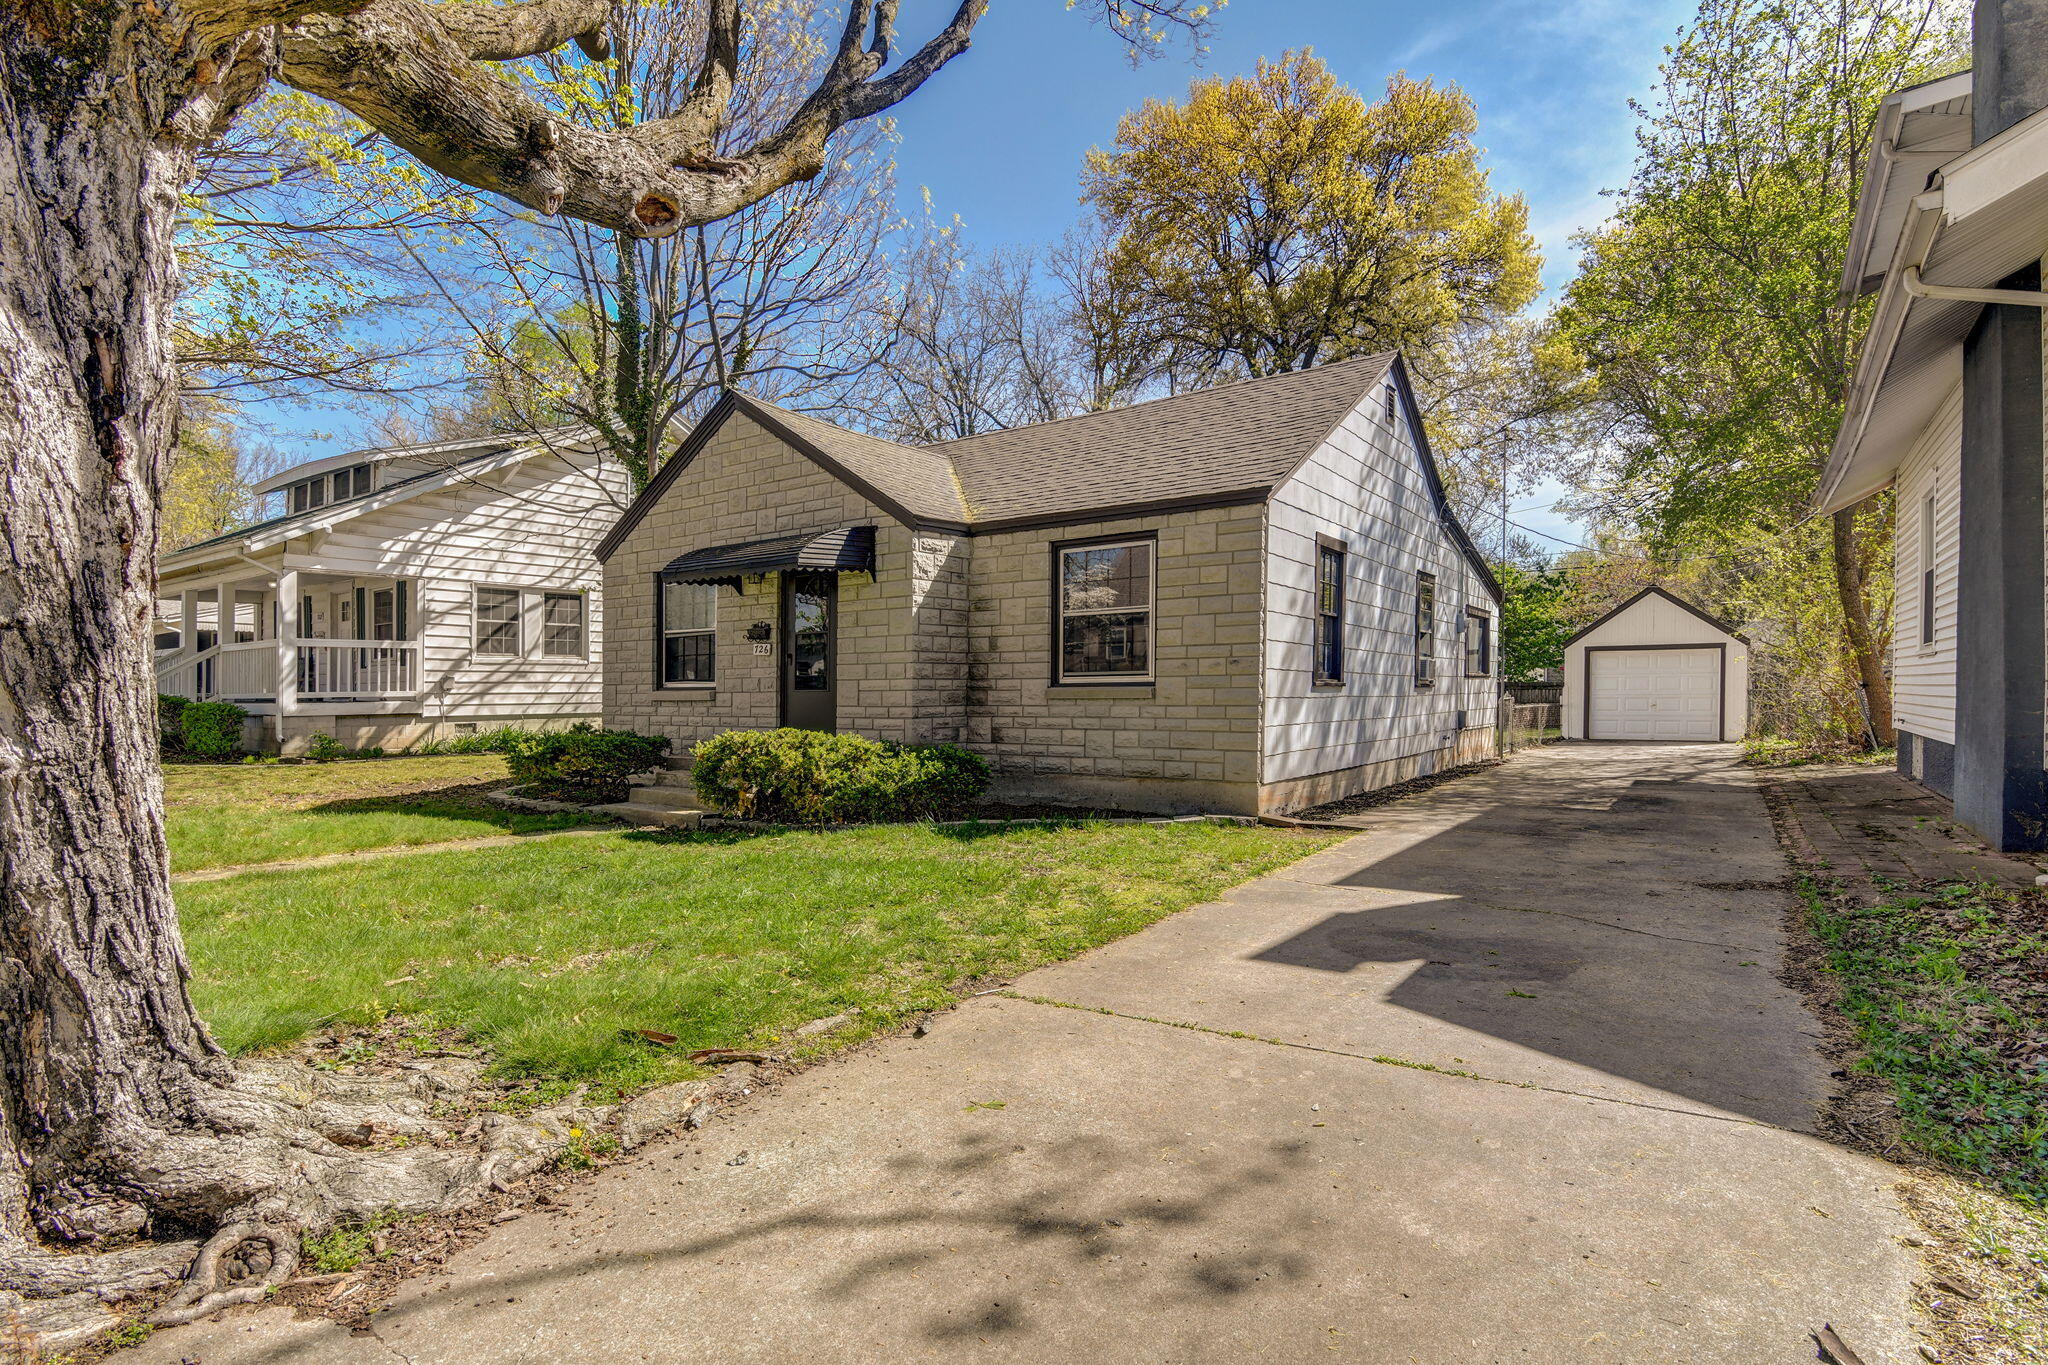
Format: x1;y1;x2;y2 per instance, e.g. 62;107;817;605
1082;52;1540;382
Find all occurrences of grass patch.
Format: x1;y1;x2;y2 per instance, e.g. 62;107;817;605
164;754;605;873
1800;877;2048;1205
179;820;1338;1095
1744;736;1896;769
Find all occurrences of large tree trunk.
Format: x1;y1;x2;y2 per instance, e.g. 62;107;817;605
1831;502;1895;746
0;8;232;1237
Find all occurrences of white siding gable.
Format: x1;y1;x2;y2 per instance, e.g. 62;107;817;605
1262;379;1498;785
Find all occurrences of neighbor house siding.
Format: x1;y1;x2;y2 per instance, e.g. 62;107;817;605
1261;391;1497;797
963;505;1267;811
274;454;622;723
1892;383;1962;747
601;413;924;753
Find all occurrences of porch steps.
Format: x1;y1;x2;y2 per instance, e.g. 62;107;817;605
598;778;705;830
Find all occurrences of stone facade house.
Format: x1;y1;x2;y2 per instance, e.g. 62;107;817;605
597;354;1502;815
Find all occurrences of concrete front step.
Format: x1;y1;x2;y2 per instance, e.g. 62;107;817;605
596;801;705;829
626;784;700;806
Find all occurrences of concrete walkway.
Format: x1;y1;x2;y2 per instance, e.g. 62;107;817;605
132;744;1921;1364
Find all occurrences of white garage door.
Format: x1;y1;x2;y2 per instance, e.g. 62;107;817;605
1588;648;1721;741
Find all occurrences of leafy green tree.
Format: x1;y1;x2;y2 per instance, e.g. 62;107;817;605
1082;51;1541;383
1496;564;1575;682
1551;0;1966;742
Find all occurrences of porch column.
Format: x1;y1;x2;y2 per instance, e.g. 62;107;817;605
178;590;198;649
276;567;300;718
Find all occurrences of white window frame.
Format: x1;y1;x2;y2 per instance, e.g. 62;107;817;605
1463;607;1492;677
657;579;718;688
1054;536;1156;684
472;585;523;658
1919;491;1938;649
541;591;587;660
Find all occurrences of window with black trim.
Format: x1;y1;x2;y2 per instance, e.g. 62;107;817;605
542;592;585;658
1055;538;1153;681
474;587;520;657
1464;607;1491;677
1414;571;1436;687
659;580;716;685
1314;542;1345;684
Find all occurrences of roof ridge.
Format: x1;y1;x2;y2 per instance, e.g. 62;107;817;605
930;353;1395;452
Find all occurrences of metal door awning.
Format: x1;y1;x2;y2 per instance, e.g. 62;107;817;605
657;525;876;587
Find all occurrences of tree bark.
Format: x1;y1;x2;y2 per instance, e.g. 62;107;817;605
1832;502;1895;746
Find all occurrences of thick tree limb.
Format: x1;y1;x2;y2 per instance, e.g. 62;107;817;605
434;0;610;62
280;0;983;239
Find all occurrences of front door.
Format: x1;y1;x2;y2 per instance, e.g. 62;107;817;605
780;573;837;732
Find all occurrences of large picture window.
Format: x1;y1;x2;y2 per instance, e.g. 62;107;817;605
1464;607;1491;677
542;592;586;659
1314;541;1345;684
474;587;521;657
1055;538;1153;681
659;580;716;685
1414;571;1437;687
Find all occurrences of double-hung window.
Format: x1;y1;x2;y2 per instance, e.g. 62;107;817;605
1314;541;1345;685
474;587;521;657
1464;608;1491;677
1414;571;1437;687
542;592;586;659
1055;538;1153;681
658;580;716;686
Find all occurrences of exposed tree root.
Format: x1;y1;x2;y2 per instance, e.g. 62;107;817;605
3;1053;616;1356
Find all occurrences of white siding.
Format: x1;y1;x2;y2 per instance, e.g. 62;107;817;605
279;453;627;721
1891;383;1961;745
1261;386;1499;784
1562;592;1750;741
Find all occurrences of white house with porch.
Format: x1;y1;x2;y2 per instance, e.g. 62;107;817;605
155;429;628;754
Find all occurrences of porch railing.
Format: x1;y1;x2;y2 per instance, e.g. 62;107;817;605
298;641;418;700
153;639;420;704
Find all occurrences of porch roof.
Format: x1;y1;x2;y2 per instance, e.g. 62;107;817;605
658;525;877;586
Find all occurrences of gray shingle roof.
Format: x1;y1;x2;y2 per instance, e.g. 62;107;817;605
729;353;1392;530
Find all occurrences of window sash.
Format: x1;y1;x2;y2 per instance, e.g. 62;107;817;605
1314;544;1344;684
1055;540;1154;680
658;580;716;685
542;593;585;658
1920;493;1937;646
474;587;520;657
1415;572;1437;686
1464;609;1490;676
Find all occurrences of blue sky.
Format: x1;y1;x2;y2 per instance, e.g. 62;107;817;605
284;1;1699;550
880;0;1698;553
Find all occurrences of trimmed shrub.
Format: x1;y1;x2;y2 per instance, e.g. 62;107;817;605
503;723;670;803
179;701;250;759
157;694;191;757
305;731;346;762
691;728;991;824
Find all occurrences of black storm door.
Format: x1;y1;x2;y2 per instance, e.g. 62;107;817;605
780;573;837;732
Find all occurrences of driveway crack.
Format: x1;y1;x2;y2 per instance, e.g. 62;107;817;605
1001;992;1788;1132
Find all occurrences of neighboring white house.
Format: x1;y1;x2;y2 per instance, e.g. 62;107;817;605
596;353;1501;816
155;430;629;754
1561;587;1751;743
1817;37;2048;850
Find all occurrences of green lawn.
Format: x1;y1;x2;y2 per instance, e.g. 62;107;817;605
179;820;1338;1097
164;755;605;873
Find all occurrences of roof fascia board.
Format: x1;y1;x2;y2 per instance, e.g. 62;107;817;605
1841;71;1975;297
1941;103;2048;222
1818;187;1949;512
1562;585;1748;648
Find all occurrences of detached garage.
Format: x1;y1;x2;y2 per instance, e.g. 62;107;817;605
1562;587;1749;742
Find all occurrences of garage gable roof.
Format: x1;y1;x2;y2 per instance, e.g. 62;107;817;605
1563;586;1748;648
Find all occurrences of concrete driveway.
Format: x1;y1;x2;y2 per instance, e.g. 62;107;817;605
132;744;1919;1364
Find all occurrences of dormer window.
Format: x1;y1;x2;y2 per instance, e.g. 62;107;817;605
287;464;372;514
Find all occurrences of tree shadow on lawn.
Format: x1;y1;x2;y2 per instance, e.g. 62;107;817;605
615;816;1124;851
298;780;607;835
